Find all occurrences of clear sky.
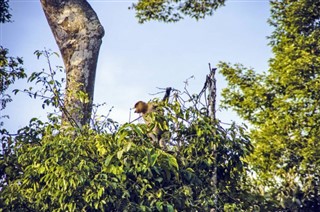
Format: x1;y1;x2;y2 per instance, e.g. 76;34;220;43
1;0;272;132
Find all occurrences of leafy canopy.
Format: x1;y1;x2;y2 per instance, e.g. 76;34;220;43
219;0;320;210
0;47;26;126
0;51;253;211
131;0;226;23
0;0;11;23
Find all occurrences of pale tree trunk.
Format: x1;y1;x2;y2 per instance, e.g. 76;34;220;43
207;64;218;211
40;0;105;127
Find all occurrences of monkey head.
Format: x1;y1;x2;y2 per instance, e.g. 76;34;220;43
134;101;149;114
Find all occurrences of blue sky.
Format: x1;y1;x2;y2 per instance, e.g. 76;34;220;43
1;0;272;132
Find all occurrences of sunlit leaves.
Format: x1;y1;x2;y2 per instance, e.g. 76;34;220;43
220;0;320;210
0;97;252;211
130;0;226;23
1;47;252;210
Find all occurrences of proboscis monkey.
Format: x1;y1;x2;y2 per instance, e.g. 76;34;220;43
134;87;172;149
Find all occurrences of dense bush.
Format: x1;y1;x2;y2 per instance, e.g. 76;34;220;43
0;54;252;210
1;101;253;211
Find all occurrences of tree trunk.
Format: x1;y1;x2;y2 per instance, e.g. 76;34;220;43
40;0;105;127
207;64;218;211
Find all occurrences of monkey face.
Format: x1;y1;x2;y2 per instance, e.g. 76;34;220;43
134;101;148;114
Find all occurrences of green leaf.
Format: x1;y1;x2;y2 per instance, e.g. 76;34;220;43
151;152;159;166
156;202;163;211
117;149;124;159
168;155;179;170
166;204;174;212
105;154;114;166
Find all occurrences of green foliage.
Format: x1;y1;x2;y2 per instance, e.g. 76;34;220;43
0;103;252;211
0;56;253;210
0;0;11;23
24;50;65;111
130;0;226;23
0;46;26;124
220;0;320;210
1;98;253;211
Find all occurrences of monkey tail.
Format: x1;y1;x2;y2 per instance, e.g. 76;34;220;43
162;87;172;102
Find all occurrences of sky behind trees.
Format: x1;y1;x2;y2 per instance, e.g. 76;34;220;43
1;0;271;132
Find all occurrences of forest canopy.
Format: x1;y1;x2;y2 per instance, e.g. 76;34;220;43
1;0;320;211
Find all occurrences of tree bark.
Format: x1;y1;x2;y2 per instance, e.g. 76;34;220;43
40;0;104;127
207;64;218;211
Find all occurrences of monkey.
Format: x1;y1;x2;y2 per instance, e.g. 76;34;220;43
134;100;167;149
134;88;172;149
